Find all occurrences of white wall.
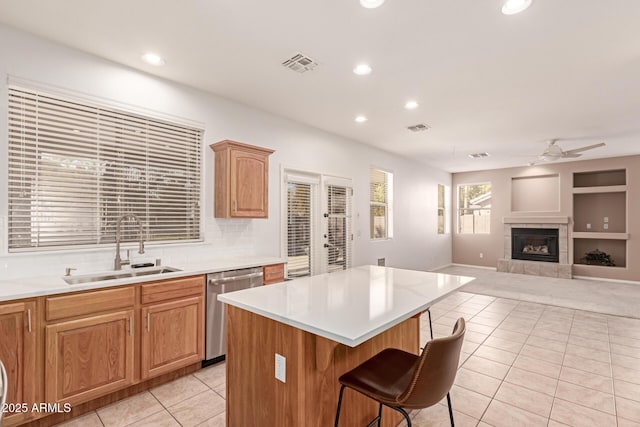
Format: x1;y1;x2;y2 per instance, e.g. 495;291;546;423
0;24;452;280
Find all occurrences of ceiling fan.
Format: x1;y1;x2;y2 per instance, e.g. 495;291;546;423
528;139;606;165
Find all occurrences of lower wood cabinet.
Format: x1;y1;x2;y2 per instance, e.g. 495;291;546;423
45;309;135;406
0;300;38;427
263;263;285;285
141;296;204;379
1;273;209;425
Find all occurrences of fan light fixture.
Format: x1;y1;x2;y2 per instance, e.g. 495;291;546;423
502;0;532;15
360;0;385;9
141;52;165;66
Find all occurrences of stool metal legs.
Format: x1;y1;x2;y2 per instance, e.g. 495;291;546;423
334;385;346;427
335;386;413;427
426;308;455;427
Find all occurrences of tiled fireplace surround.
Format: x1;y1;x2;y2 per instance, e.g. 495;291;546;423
497;216;572;279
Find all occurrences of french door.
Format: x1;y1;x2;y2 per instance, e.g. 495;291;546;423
284;171;352;277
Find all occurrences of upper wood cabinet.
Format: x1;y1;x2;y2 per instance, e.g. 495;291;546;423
0;300;38;427
210;140;274;218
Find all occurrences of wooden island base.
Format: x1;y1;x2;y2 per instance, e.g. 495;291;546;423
226;305;420;427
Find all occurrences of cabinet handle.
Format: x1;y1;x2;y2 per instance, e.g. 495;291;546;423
233;199;237;213
27;309;32;333
146;312;150;332
129;316;133;337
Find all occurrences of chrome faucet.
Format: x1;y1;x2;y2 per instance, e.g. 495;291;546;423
114;214;145;270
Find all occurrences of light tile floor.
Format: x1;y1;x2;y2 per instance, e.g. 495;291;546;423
55;291;640;427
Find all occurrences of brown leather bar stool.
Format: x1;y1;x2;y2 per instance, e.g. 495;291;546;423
334;318;465;427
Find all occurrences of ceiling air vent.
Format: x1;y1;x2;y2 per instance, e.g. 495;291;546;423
468;152;490;159
282;53;318;73
406;123;431;132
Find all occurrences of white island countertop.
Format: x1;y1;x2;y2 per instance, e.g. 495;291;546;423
218;265;475;347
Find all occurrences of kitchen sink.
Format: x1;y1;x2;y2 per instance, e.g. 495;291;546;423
63;266;182;285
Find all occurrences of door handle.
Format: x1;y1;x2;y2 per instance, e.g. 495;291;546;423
208;272;263;284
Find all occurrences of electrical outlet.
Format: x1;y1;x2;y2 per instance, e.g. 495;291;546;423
377;258;385;266
275;353;286;383
586;223;591;230
604;223;609;230
604;217;609;223
479;253;484;259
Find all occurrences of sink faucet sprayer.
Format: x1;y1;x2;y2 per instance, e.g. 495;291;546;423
114;214;145;270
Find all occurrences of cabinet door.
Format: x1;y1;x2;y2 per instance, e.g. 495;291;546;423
263;263;285;285
45;310;135;406
141;296;204;380
230;148;269;218
0;301;37;425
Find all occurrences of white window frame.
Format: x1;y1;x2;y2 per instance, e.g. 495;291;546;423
456;182;492;235
370;167;393;241
6;84;204;252
437;184;451;234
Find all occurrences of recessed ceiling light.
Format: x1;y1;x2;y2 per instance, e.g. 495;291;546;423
141;52;166;66
404;100;419;110
360;0;385;9
501;0;532;15
355;115;368;123
468;152;490;159
353;64;372;75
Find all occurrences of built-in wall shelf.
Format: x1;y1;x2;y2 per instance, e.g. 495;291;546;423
573;169;626;187
572;169;628;273
572;232;629;240
572;185;627;194
573;264;627;271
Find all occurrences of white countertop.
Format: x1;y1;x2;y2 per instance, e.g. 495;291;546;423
0;256;284;302
218;265;475;347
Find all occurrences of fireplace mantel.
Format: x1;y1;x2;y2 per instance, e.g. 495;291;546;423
503;216;569;224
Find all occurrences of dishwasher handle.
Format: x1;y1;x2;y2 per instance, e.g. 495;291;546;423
208;271;263;284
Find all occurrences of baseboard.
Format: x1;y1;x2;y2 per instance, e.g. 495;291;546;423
429;263;454;272
449;263;497;271
572;275;640;286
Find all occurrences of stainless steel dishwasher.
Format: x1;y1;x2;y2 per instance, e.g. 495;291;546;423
205;267;263;364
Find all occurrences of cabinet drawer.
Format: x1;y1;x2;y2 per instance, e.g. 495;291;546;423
140;275;205;305
46;287;135;321
263;263;285;285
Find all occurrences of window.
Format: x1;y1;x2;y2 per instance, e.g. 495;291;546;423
437;184;450;234
8;86;203;252
370;168;393;239
457;183;491;234
286;179;314;277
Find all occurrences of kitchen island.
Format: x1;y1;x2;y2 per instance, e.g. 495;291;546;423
218;265;474;427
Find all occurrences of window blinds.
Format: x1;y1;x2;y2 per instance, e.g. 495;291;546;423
7;86;203;252
286;180;313;277
327;185;352;272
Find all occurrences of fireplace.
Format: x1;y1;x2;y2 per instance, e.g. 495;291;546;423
511;228;559;263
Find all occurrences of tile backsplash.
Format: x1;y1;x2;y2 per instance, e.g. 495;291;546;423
0;218;258;281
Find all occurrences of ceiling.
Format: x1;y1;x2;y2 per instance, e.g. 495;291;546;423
1;0;639;172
